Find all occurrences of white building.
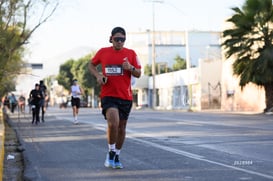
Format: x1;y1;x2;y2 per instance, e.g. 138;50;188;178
128;30;221;110
128;30;265;112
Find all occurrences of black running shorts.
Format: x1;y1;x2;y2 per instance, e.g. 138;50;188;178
101;96;132;120
71;97;80;108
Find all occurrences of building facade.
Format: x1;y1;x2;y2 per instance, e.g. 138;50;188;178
128;30;265;112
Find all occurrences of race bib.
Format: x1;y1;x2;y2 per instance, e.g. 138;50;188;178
105;65;123;76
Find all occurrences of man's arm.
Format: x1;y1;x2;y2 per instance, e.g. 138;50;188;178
88;62;106;85
80;86;85;96
130;66;141;78
122;60;141;78
29;90;32;99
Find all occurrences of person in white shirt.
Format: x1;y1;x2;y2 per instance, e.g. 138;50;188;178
70;79;84;124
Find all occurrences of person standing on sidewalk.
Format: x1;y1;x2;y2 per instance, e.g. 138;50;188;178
29;83;42;124
70;79;84;124
88;27;141;169
39;80;47;122
8;93;17;113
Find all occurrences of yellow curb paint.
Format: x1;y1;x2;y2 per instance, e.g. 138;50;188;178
0;109;5;181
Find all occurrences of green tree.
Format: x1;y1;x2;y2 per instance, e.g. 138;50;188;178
0;0;58;97
79;54;101;97
0;28;22;96
222;0;273;112
71;53;100;96
144;63;172;75
173;55;186;71
56;52;101;103
144;64;152;76
144;55;186;76
56;59;74;90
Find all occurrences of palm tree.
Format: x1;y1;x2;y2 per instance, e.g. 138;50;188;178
222;0;273;112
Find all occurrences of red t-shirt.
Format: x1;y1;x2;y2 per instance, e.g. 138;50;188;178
91;46;141;100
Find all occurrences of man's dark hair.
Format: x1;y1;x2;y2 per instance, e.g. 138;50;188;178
111;27;126;36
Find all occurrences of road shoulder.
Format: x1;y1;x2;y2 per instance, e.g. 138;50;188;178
2;111;24;181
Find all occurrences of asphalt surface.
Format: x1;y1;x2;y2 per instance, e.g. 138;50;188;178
4;107;273;181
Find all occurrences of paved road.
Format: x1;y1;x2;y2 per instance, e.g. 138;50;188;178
7;107;273;181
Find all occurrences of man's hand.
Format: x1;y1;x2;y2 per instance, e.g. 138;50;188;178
122;60;132;71
96;74;107;85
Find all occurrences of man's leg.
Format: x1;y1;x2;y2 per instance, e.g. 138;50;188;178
35;106;40;124
32;107;35;124
116;119;127;150
41;105;45;122
72;106;76;117
104;107;119;168
106;108;119;146
41;100;45;122
75;106;79;117
72;106;78;124
114;119;127;168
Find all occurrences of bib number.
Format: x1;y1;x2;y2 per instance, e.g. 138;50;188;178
105;65;123;76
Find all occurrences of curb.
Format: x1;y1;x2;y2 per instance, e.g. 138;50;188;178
0;109;5;181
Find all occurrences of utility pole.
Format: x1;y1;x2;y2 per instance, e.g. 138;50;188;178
149;0;163;109
185;31;192;110
152;1;156;109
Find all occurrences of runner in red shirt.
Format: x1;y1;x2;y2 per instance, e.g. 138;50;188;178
89;27;141;169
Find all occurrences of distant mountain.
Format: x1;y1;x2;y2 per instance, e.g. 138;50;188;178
44;46;96;76
52;46;95;62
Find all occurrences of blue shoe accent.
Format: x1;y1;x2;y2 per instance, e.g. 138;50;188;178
114;155;123;169
104;151;115;168
114;161;123;169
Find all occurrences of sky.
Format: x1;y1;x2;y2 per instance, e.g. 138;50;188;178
24;0;245;78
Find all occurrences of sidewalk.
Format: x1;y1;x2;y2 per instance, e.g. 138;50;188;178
0;108;25;180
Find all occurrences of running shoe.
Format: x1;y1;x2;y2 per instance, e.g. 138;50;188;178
114;155;123;169
104;151;115;168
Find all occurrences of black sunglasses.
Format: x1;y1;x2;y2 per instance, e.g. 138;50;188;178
113;37;126;42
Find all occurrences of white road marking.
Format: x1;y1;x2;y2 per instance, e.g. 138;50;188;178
56;114;273;179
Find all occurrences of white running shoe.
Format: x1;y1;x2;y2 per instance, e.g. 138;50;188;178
104;151;116;168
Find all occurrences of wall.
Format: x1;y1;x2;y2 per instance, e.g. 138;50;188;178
199;58;223;109
146;68;199;110
221;59;265;112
